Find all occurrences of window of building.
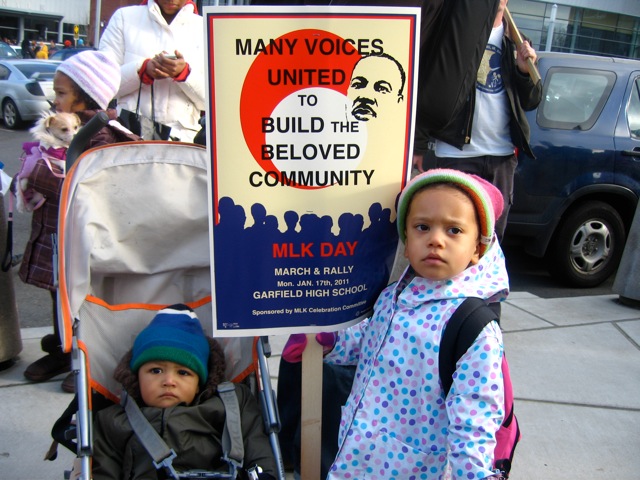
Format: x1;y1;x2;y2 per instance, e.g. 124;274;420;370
0;15;19;44
511;0;640;59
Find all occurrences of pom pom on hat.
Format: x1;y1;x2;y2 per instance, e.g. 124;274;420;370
396;169;504;256
131;304;210;384
64;40;72;47
56;50;120;110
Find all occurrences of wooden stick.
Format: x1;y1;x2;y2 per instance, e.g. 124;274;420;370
300;333;323;480
504;7;542;84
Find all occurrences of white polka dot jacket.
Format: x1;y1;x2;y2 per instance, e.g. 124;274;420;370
325;241;509;480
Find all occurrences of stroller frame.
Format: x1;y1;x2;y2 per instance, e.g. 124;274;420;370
56;116;285;480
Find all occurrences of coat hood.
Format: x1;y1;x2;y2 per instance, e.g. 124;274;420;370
395;239;509;308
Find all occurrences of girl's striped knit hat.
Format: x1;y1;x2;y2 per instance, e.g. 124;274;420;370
396;168;504;256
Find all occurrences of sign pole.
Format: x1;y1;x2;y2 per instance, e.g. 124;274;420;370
300;334;323;480
504;7;542;84
94;0;102;47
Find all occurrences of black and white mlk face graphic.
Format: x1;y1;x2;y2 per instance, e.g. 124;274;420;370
347;53;405;122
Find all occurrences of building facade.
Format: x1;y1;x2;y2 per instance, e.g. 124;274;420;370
0;1;639;59
0;0;135;47
201;0;640;59
513;0;640;59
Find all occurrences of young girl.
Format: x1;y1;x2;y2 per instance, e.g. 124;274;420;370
91;304;277;480
53;50;140;149
284;169;509;479
19;50;139;392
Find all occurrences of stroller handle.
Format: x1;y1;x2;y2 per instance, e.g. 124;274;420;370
66;111;110;171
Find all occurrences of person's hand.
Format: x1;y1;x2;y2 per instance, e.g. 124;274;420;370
282;332;337;363
144;57;166;80
412;153;425;173
146;50;187;79
516;40;537;76
316;332;337;354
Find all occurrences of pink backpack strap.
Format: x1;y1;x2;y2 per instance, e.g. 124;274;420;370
493;354;521;477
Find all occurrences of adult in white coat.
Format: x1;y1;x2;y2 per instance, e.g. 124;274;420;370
99;0;205;142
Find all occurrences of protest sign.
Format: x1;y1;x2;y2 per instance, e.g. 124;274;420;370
205;6;420;336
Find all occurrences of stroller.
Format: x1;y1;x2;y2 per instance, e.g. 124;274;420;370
52;114;284;479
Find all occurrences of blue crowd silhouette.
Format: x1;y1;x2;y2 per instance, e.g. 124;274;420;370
213;196;398;330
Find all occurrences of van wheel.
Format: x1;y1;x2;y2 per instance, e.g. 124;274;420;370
546;201;625;287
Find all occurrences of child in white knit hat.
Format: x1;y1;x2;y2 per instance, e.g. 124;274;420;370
54;49;140;148
20;50;140;393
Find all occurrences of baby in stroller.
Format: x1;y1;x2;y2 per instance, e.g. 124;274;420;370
90;304;277;480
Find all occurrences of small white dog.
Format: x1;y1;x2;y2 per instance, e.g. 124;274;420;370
30;111;81;149
15;112;81;212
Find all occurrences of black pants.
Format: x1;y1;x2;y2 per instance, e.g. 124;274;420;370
277;359;356;478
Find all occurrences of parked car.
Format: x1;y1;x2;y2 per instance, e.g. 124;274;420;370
0;40;19;58
0;59;60;129
48;46;96;61
505;52;640;287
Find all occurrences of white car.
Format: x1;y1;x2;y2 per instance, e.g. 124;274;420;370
0;59;60;129
0;40;19;59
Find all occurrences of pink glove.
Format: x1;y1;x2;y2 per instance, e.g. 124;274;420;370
282;334;307;363
316;332;337;354
282;332;337;363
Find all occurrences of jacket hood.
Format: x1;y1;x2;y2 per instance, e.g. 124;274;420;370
395;240;509;308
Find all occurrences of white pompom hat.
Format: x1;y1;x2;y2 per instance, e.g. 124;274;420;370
57;50;121;110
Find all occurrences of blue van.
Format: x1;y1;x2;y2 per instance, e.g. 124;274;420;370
506;52;640;287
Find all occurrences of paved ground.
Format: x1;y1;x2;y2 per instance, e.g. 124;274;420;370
1;290;639;479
